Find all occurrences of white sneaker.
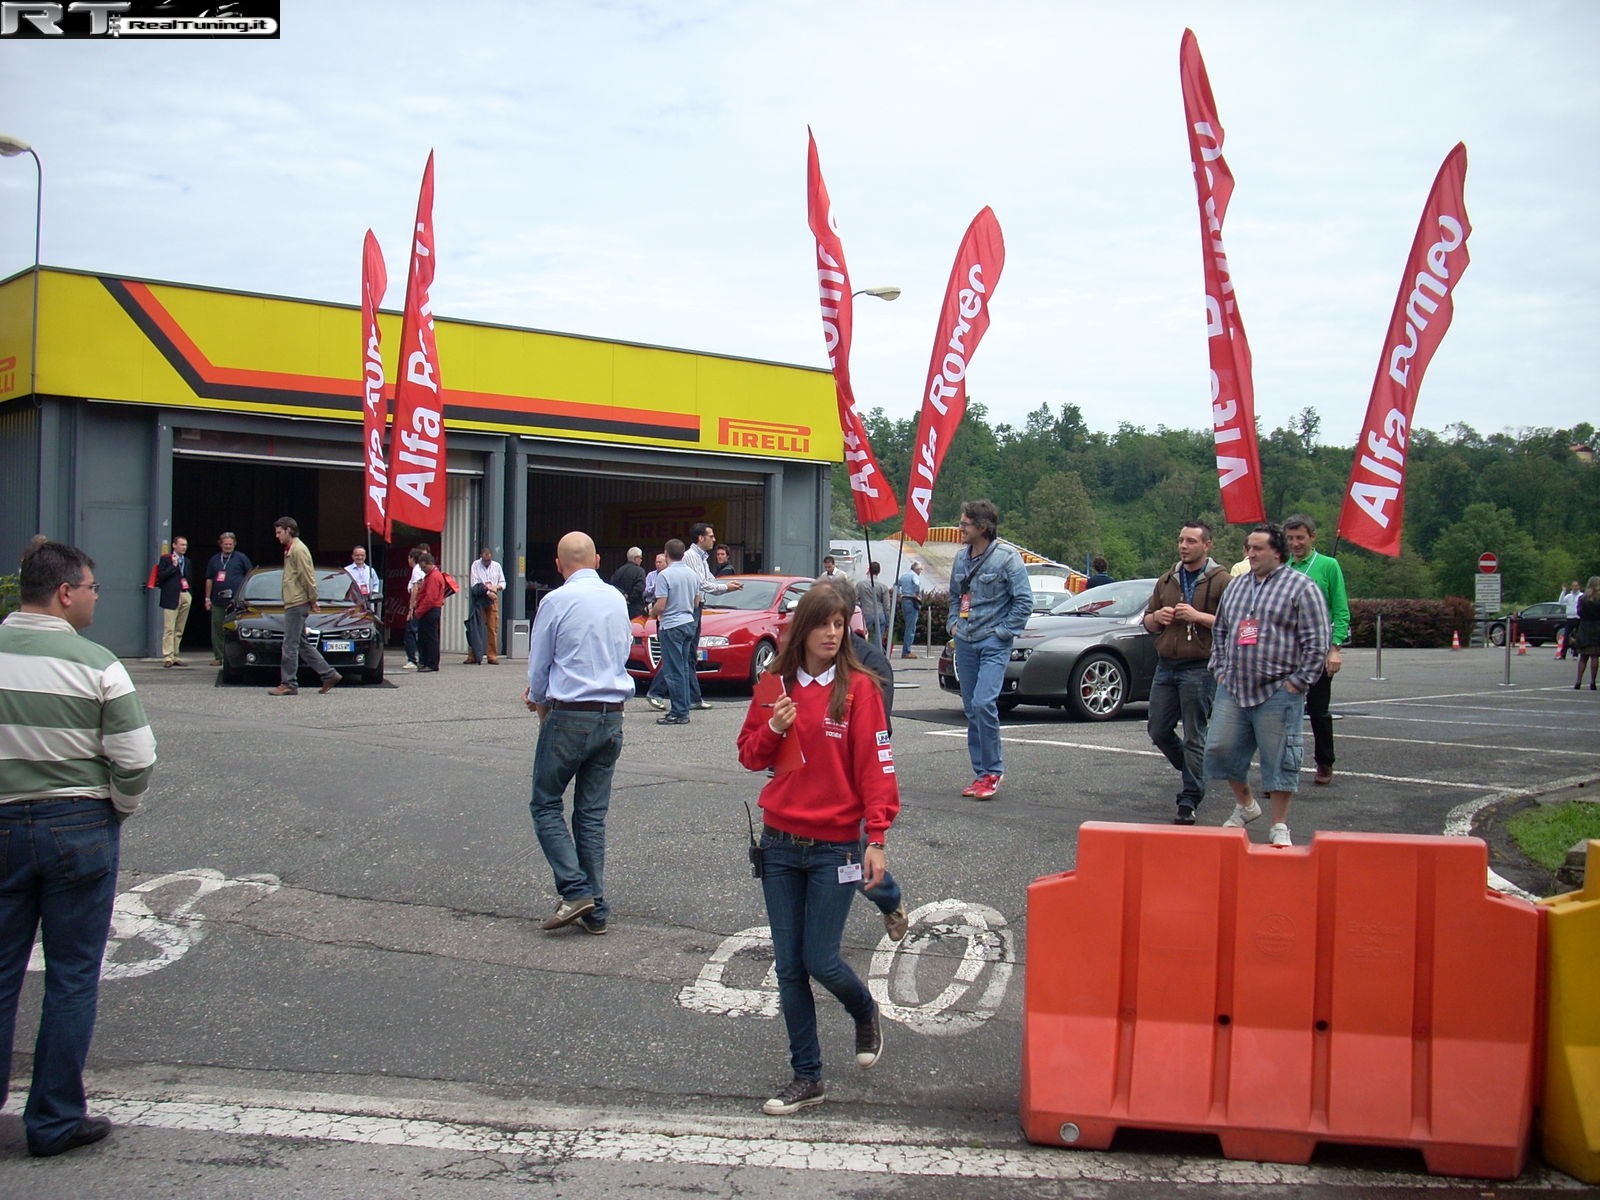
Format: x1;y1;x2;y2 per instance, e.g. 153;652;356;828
402;661;417;671
1268;823;1292;847
1222;799;1262;828
645;695;667;711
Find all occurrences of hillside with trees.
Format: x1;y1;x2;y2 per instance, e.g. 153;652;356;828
835;404;1598;608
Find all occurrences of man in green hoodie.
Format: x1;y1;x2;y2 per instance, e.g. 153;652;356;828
1284;514;1350;786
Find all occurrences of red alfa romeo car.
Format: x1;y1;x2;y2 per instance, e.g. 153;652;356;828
627;574;866;690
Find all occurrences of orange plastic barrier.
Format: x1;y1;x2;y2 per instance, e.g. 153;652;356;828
1021;822;1543;1179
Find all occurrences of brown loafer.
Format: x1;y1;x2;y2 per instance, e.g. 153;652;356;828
267;684;298;696
319;673;343;693
1314;764;1333;785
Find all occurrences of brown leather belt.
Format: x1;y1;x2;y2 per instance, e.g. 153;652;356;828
548;700;625;712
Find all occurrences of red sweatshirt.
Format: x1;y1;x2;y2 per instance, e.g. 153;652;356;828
737;670;900;845
414;567;446;616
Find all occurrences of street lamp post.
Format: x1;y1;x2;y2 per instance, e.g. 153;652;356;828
852;286;901;302
0;135;42;402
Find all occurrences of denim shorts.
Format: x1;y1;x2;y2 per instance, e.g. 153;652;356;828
1204;682;1306;793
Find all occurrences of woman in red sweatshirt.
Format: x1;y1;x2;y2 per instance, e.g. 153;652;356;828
736;585;900;1116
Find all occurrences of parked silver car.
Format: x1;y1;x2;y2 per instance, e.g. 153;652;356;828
937;579;1159;720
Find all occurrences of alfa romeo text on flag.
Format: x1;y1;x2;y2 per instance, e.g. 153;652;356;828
902;207;1005;545
360;230;389;536
807;131;898;524
1338;143;1471;557
386;151;447;537
1179;29;1265;525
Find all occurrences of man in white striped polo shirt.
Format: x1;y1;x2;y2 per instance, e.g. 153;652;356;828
0;541;157;1158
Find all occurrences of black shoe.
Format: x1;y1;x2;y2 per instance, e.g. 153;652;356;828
1173;805;1197;826
762;1077;825;1116
578;915;608;935
656;714;690;725
30;1115;112;1157
854;1004;883;1068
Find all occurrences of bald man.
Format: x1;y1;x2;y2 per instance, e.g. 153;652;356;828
523;532;633;934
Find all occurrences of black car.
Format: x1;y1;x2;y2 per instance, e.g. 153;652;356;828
1486;602;1568;647
937;580;1160;720
222;567;386;684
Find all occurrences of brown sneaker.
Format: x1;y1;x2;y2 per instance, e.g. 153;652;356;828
1314;764;1333;786
267;684;298;696
318;673;343;694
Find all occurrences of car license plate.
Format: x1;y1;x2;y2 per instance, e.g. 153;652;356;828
697;649;709;662
323;640;354;653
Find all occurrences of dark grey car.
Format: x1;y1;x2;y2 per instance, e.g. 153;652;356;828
937;579;1160;720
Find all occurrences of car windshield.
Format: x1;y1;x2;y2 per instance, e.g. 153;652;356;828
243;569;362;606
1048;579;1156;619
703;579;783;611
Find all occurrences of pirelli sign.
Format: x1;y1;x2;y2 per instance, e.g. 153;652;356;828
1;268;840;464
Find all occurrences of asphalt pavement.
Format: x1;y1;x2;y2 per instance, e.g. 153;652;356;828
2;643;1595;1197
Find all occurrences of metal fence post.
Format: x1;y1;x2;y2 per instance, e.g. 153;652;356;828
1371;612;1386;681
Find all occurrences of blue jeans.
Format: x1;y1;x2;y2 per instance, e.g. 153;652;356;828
1204;682;1306;794
899;600;920;656
1146;659;1217;810
955;634;1010;778
0;798;121;1155
404;617;419;664
658;622;696;718
760;834;875;1080
529;710;623;922
648;612;702;705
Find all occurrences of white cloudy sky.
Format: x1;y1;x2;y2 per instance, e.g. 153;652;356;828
2;0;1596;445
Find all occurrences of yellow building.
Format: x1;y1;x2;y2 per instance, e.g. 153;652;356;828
0;267;838;656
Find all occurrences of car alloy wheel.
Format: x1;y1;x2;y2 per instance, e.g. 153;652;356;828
750;640;777;686
1067;652;1126;721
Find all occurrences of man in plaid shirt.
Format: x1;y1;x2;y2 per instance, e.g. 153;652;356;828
1204;524;1330;847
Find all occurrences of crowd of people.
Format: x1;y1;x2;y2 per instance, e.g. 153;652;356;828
6;513;1596;1151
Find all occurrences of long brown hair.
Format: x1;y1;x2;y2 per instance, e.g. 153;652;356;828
770;582;876;722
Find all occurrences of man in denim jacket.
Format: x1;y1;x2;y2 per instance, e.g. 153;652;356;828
947;499;1033;800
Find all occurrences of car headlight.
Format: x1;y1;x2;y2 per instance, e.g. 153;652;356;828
351;628;372;641
698;636;730;648
1010;646;1033;662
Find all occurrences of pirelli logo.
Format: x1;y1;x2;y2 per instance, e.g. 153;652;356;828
0;355;16;396
718;417;811;454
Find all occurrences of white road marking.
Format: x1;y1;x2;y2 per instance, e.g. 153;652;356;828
1332;731;1600;756
678;901;1017;1034
932;728;1495;791
28;868;281;979
84;1093;1586;1187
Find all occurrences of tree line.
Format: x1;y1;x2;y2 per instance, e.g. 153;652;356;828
835;404;1599;608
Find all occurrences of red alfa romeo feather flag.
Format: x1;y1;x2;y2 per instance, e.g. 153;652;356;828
360;229;389;536
1179;30;1265;525
902;207;1005;545
806;131;898;524
1338;143;1471;556
386;151;447;538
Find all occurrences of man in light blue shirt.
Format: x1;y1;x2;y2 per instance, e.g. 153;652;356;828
522;531;632;935
650;538;700;725
947;499;1033;801
895;561;923;658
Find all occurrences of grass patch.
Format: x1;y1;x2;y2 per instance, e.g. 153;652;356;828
1508;800;1600;870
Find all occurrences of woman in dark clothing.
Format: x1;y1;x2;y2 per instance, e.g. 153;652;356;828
1573;576;1600;690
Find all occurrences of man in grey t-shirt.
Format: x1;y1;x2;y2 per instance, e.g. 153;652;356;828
650;539;700;725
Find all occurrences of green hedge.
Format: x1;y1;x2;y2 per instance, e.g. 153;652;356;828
0;572;18;619
1348;596;1476;648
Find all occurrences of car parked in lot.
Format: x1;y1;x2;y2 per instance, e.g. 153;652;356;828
222;567;386;684
1485;602;1569;647
627;574;865;690
938;579;1159;720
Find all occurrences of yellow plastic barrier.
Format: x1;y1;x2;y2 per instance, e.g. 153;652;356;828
1537;842;1600;1184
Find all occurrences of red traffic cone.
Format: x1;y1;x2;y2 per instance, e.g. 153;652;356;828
1450;630;1461;651
1517;632;1529;655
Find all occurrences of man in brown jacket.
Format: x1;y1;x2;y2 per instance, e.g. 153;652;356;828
1141;520;1230;824
267;516;342;696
